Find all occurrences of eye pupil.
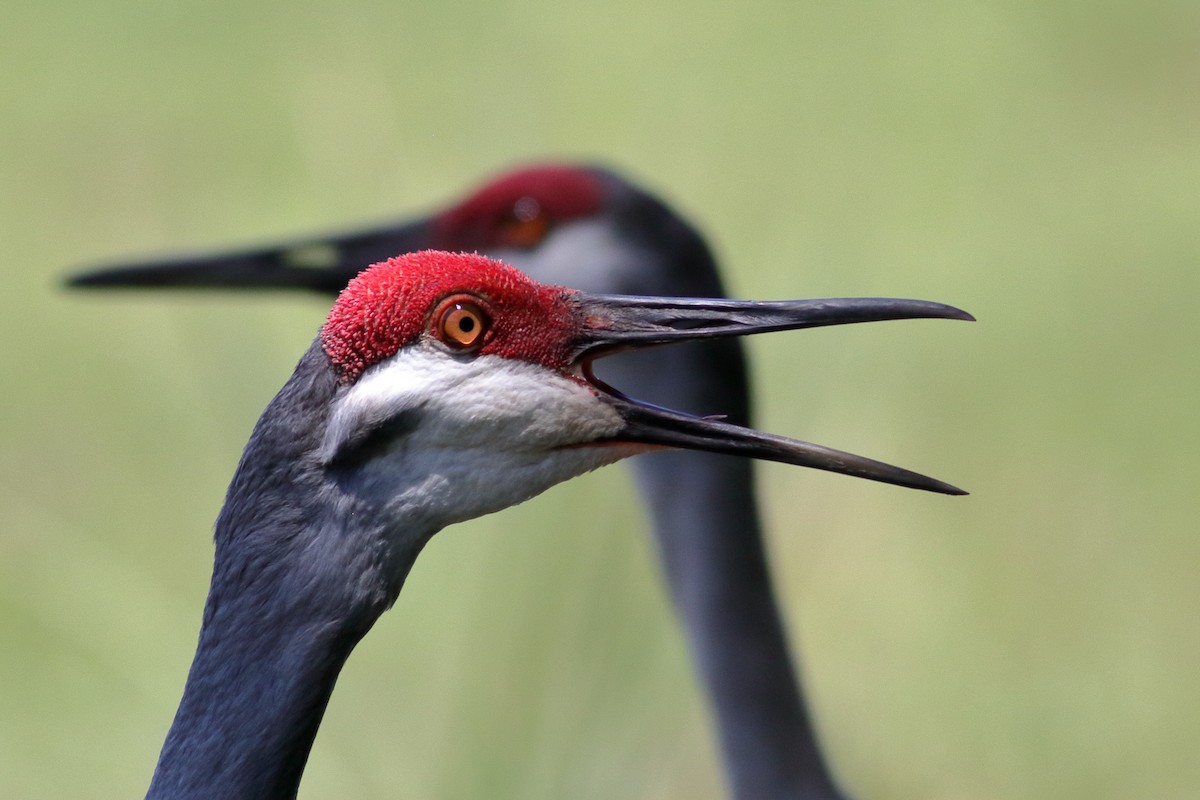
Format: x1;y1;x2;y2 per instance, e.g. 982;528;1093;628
435;298;489;351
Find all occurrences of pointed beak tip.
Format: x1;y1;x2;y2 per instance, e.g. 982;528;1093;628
929;303;974;323
916;474;969;496
64;272;111;290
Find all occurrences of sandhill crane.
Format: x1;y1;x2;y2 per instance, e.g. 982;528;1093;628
74;167;967;798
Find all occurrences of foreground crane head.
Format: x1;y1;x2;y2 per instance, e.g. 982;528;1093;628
147;249;971;798
320;250;969;537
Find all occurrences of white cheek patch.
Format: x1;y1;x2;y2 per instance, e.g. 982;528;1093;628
328;345;624;454
322;344;635;531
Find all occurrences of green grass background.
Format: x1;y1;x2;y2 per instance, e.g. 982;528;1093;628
2;2;1197;797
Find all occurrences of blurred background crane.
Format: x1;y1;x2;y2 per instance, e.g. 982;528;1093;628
1;3;1197;799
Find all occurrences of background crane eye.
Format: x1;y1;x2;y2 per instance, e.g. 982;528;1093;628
497;196;549;249
435;298;489;350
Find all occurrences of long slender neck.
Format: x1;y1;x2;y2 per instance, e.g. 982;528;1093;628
610;277;847;800
147;344;416;800
634;451;844;800
146;557;370;799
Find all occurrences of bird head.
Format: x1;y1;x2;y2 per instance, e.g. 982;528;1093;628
67;163;717;298
422;164;710;297
314;250;970;535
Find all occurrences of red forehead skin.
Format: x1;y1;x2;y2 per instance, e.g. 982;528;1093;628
321;251;581;384
432;164;605;249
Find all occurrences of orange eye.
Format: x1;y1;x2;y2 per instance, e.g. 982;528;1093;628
498;196;549;249
435;298;489;351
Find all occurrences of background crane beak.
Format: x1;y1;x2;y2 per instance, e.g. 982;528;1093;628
66;219;435;294
573;293;974;495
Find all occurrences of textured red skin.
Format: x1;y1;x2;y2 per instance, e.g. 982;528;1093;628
433;164;604;249
321;251;580;384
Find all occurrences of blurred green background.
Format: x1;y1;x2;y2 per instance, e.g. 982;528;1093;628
2;2;1197;798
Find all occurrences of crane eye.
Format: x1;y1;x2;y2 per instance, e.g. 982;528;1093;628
434;297;489;351
497;196;549;249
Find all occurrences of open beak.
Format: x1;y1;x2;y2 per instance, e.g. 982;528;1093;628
66;219;435;294
573;292;974;495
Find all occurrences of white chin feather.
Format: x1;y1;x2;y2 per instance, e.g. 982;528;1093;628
324;344;638;531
